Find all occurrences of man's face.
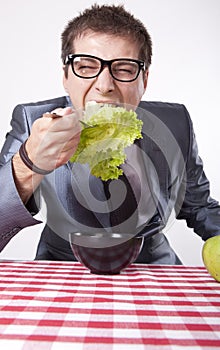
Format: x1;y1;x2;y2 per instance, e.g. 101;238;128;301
63;31;148;111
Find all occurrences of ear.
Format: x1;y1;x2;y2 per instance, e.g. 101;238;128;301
143;70;149;92
62;66;69;93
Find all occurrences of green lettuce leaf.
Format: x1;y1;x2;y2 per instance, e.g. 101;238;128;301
70;104;143;181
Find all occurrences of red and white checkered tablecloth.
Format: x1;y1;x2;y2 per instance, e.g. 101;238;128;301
0;261;219;350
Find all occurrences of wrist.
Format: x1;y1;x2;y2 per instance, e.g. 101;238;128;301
19;140;53;175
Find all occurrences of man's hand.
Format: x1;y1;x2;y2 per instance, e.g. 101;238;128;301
25;107;81;171
12;106;81;204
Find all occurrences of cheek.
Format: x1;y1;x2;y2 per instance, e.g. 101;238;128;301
124;83;145;105
66;78;92;109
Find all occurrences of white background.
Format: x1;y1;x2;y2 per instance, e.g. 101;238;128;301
0;0;219;265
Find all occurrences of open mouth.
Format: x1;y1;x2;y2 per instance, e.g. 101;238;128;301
86;101;121;108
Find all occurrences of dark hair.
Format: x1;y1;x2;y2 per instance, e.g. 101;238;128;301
61;4;152;69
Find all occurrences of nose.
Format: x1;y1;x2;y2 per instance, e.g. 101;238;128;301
94;66;115;94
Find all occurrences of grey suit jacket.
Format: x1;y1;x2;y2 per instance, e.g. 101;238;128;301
0;96;220;263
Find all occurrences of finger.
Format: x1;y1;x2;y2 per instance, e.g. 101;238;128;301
52;107;74;116
42;112;62;119
43;107;74;119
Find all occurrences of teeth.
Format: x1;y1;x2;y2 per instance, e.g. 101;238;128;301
84;101;123;120
84;101;101;120
85;101;119;108
85;101;97;108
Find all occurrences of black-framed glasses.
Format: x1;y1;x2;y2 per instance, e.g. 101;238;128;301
64;54;146;82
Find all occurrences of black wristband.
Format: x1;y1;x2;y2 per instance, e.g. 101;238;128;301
19;140;53;175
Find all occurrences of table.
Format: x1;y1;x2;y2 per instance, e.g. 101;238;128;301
0;261;220;349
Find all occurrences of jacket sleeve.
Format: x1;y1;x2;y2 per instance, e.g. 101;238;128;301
176;109;220;240
0;104;42;252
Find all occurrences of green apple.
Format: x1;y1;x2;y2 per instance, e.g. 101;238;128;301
202;236;220;282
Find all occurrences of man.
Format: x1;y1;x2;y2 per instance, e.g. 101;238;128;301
0;4;219;263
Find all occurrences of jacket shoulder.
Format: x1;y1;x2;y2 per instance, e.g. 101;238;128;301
139;100;192;131
138;100;193;160
20;95;71;109
13;95;72;123
139;100;189;116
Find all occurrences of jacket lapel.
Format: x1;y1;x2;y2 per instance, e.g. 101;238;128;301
137;108;170;223
66;162;111;230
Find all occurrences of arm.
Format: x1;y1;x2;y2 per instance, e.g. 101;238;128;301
176;111;220;240
12;152;44;204
0;101;81;251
